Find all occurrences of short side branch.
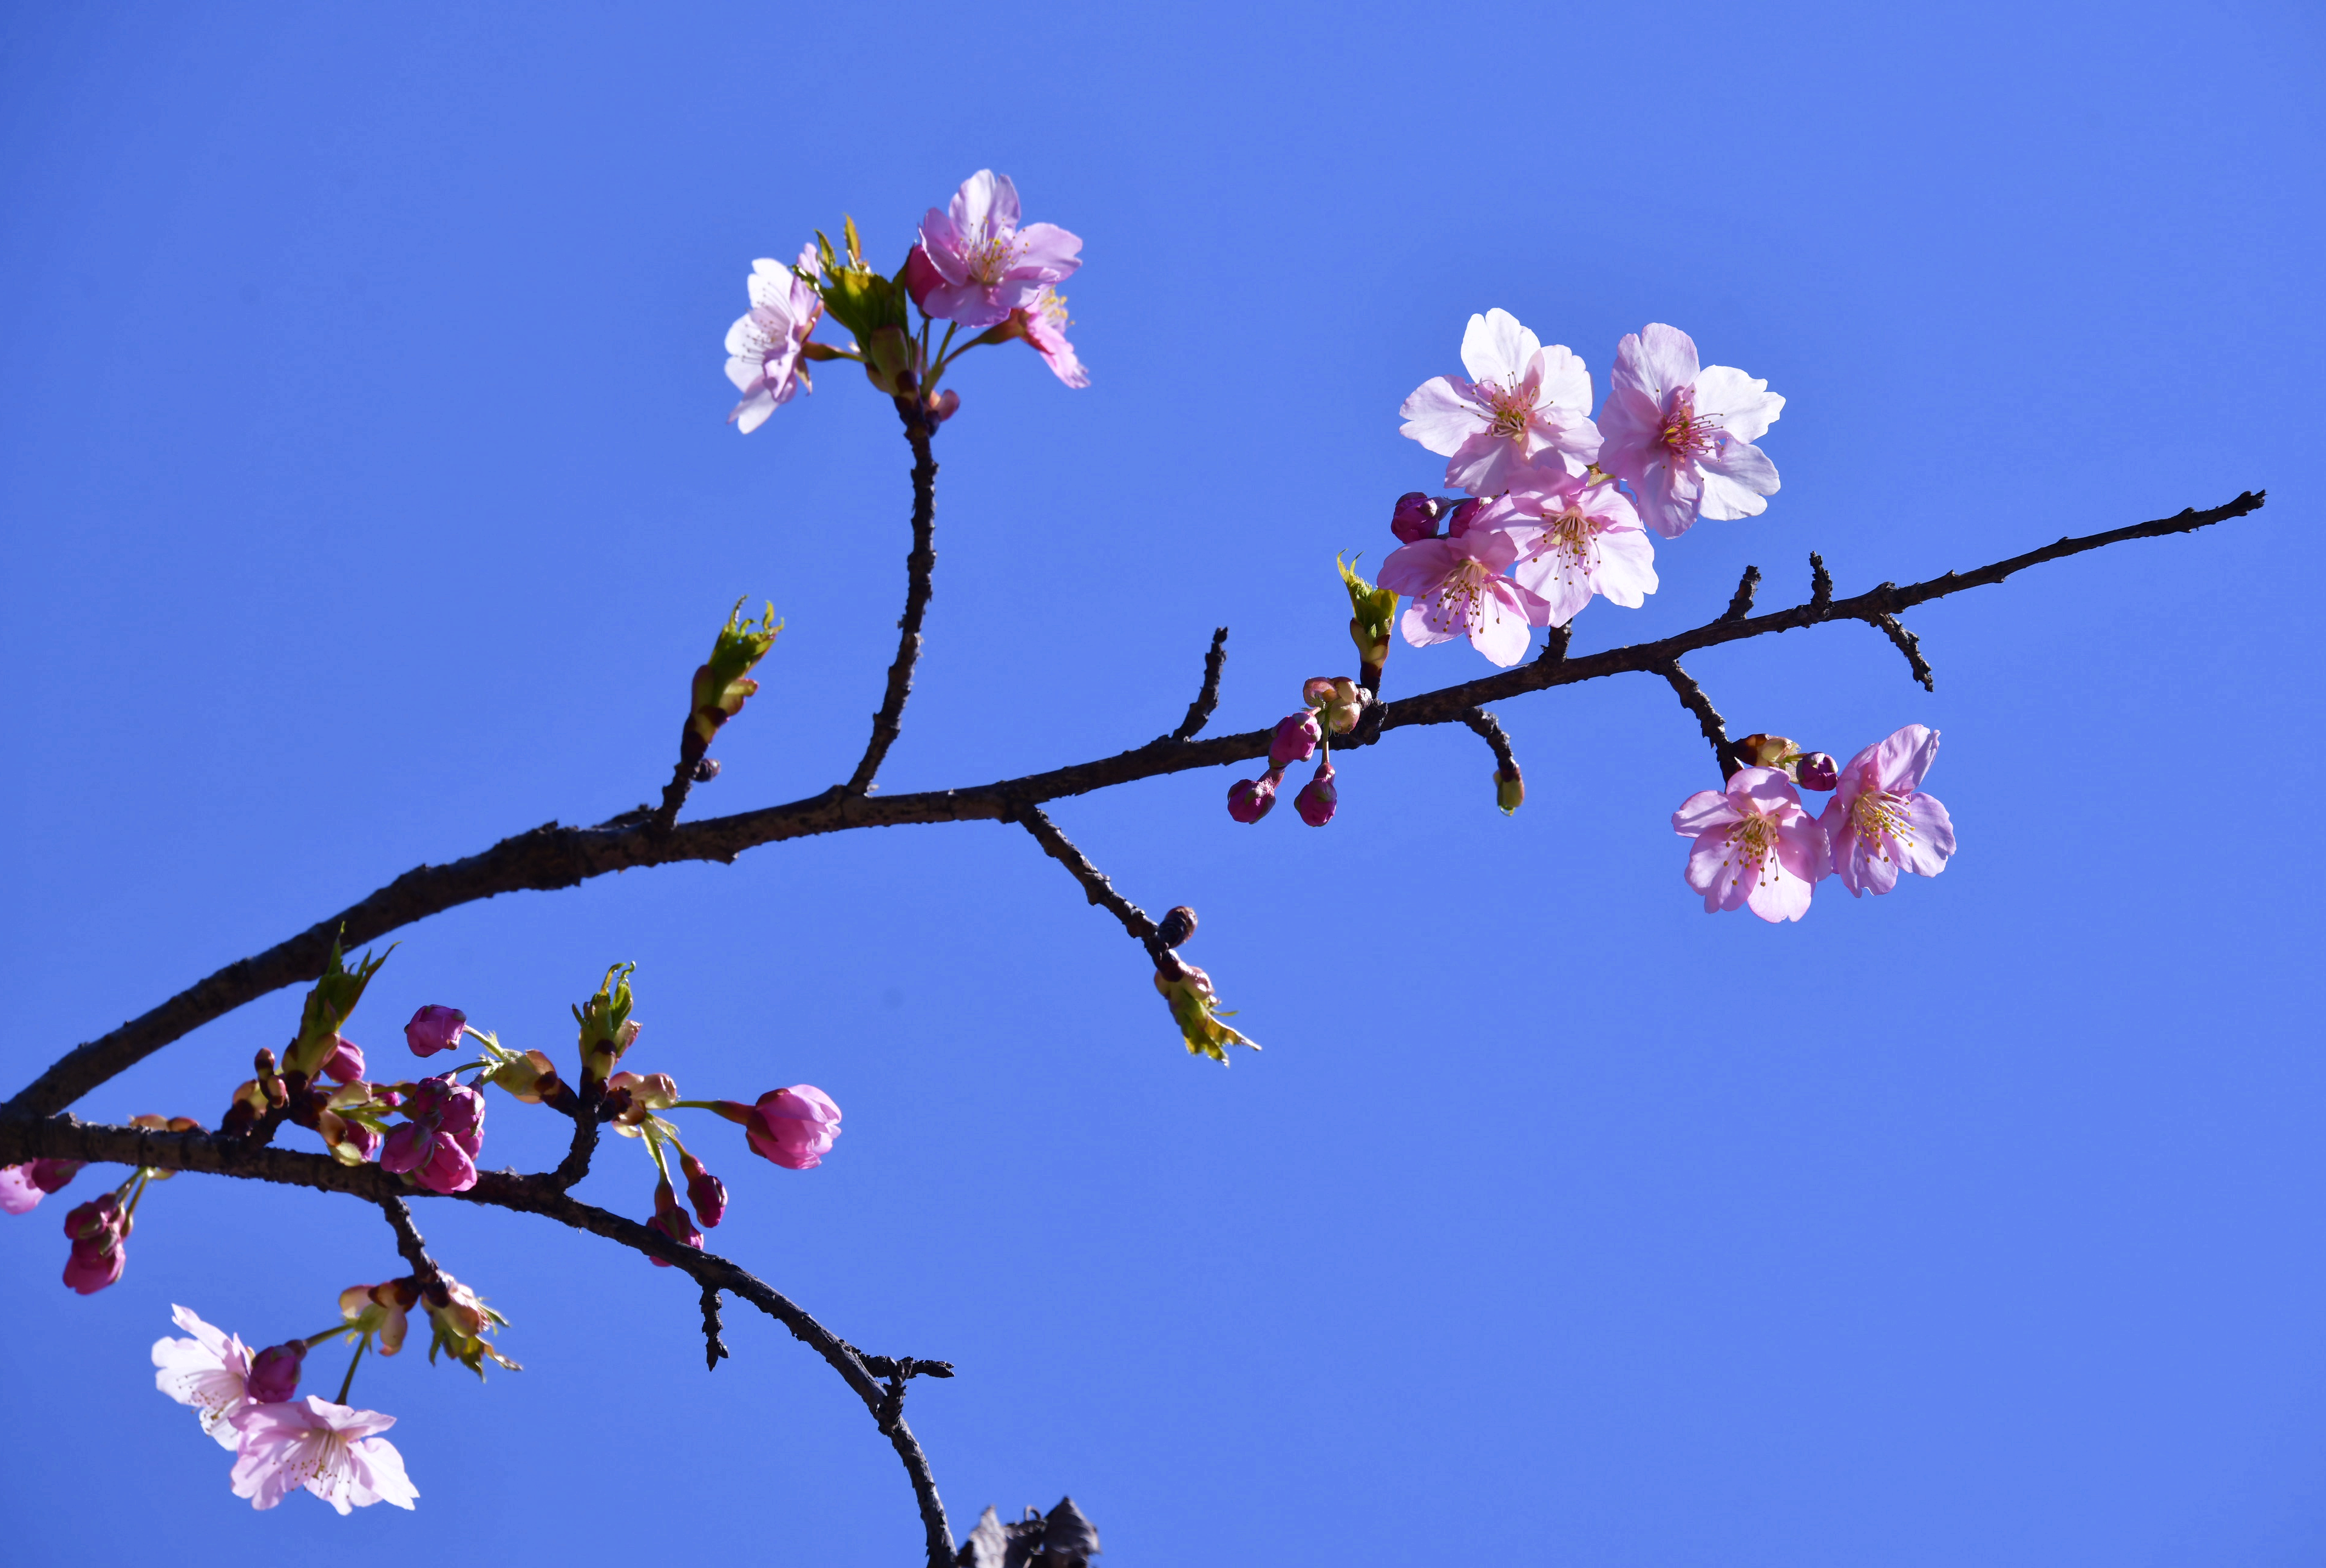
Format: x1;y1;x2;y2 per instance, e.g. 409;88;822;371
1658;661;1740;781
376;1195;445;1295
847;418;940;796
1721;564;1762;622
1016;806;1178;973
1169;627;1231;742
1870;609;1936;690
1459;708;1518;774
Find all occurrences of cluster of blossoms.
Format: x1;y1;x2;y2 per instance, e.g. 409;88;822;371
724;168;1086;432
1383;311;1782;668
1227;676;1369;827
1673;724;1957;922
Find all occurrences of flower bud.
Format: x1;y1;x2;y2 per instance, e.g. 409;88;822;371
575;964;642;1086
1270;711;1321;768
1495;763;1525;815
1390;491;1441;544
486;1049;558;1103
1338;554;1397;676
1444;497;1485;536
929;388;961;423
27;1158;84;1194
1733;733;1799;770
319;1035;367;1085
1795;751;1839;792
1321;677;1367;735
246;1341;307;1404
680;1151;728;1229
1294;757;1339;826
863;323;920;396
405;1005;467;1058
61;1194;127;1295
739;1086;843;1172
1227;769;1283;824
1156;906;1198;948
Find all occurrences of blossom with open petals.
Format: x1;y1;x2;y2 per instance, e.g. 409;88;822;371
1496;479;1658;627
1598;323;1783;539
907;171;1081;329
0;1158;81;1215
1672;766;1829;923
380;1076;484;1195
1375;518;1554;667
1006;286;1088;387
1818;725;1957;896
153;1305;256;1449
1399;309;1600;495
229;1396;416;1515
725;245;825;434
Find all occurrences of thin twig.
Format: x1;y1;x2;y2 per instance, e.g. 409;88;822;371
1658;661;1741;780
1870;609;1936;690
376;1194;445;1295
1459;708;1518;774
847;417;940;796
1168;627;1230;742
1721;564;1762;622
702;1283;730;1371
1015;806;1177;974
1809;552;1834;617
0;1112;957;1568
4;490;2266;1120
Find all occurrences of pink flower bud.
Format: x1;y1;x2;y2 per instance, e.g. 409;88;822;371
648;1178;705;1265
929;388;961;423
1227;768;1283;824
1795;751;1839;792
246;1341;307;1403
744;1085;843;1172
680;1152;728;1229
381;1075;485;1195
320;1036;367;1084
27;1158;84;1194
404;1005;467;1058
61;1195;127;1295
1444;497;1485;536
1294;757;1338;826
1269;712;1321;768
1391;492;1442;544
63;1240;126;1294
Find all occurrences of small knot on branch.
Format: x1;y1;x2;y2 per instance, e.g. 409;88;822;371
1809;552;1834;617
700;1283;730;1370
1870;612;1936;691
1721;564;1762;621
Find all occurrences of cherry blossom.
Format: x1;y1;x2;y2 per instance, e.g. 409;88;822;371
725;245;826;433
0;1158;80;1215
1672;766;1830;923
318;1036;365;1085
228;1396;417;1515
1598;323;1784;539
1818;724;1957;896
1497;479;1658;627
1398;309;1600;495
1003;286;1088;388
380;1076;484;1195
715;1086;843;1171
152;1305;256;1449
1375;519;1554;667
907;171;1082;329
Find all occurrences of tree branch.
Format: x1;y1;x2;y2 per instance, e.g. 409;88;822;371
1168;627;1230;742
1721;564;1761;621
1015;806;1180;975
376;1194;444;1296
846;417;940;796
1657;661;1741;781
6;490;2265;1119
1871;609;1936;690
0;1112;957;1567
1458;708;1517;775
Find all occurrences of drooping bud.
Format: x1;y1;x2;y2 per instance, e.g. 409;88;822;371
1494;762;1525;816
61;1193;128;1295
319;1036;366;1085
1153;963;1259;1064
1444;497;1485;536
928;388;961;423
1156;906;1198;948
1795;751;1839;792
739;1086;844;1171
574;963;642;1087
1270;711;1321;768
648;1178;704;1266
340;1278;418;1355
1294;757;1339;826
606;1072;680;1136
1390;492;1441;544
26;1158;84;1194
487;1049;566;1106
1733;733;1799;770
1337;555;1399;681
1227;769;1284;824
404;1005;467;1058
246;1341;307;1404
680;1151;728;1229
1321;677;1367;735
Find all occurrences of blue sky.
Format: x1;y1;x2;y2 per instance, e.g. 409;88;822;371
3;2;2322;1563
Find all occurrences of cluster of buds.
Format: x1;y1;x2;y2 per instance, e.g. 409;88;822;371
1227;677;1368;828
1734;732;1839;792
63;1190;130;1294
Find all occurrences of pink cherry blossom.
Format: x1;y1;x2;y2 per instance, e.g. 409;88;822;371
380;1076;484;1195
0;1164;38;1215
1817;724;1958;896
246;1342;307;1404
228;1396;417;1515
733;1085;843;1171
1598;323;1784;539
1270;711;1321;768
319;1036;365;1085
1010;286;1088;388
725;244;825;434
1398;309;1601;495
63;1192;128;1294
1495;479;1658;627
1672;766;1830;923
907;171;1082;329
404;1005;466;1058
152;1305;256;1449
1375;519;1555;668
